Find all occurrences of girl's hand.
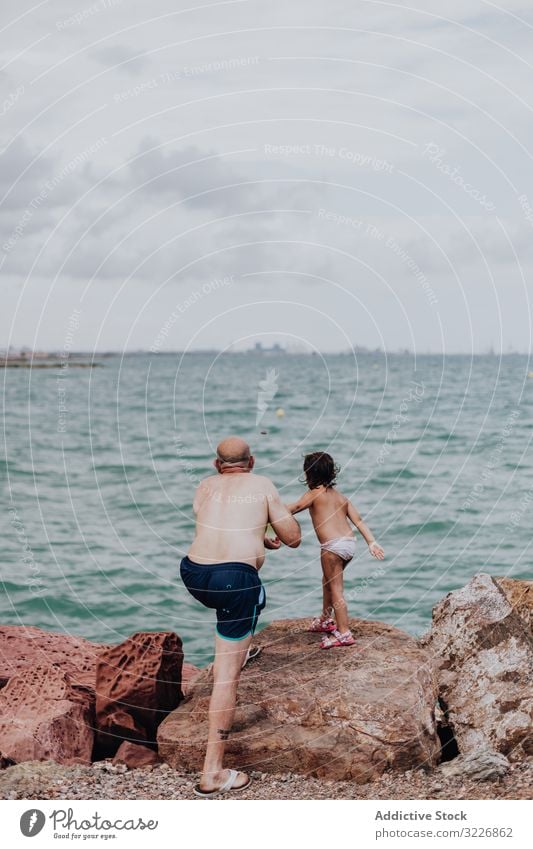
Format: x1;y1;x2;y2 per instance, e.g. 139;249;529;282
369;541;385;560
264;535;281;550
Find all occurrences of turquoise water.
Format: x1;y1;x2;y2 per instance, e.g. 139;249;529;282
1;353;532;665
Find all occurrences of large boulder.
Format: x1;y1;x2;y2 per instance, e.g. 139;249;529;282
423;574;533;759
157;618;440;782
494;577;532;634
95;631;183;756
0;626;189;767
181;662;201;697
440;747;510;782
0;665;94;765
0;625;107;690
112;740;161;769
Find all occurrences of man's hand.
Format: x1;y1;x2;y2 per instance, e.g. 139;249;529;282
267;484;301;548
264;535;281;550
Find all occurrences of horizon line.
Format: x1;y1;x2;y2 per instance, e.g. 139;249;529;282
2;348;533;357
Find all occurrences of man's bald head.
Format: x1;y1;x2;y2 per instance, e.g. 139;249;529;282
215;436;254;472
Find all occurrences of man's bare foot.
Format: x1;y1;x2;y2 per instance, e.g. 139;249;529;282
198;768;250;793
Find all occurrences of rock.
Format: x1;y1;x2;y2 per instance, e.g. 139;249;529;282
92;759;126;773
424;573;533;759
441;747;510;782
0;665;94;765
0;625;107;690
157;618;440;782
181;662;201;697
0;625;194;766
494;577;532;634
112;741;161;769
0;759;72;798
95;632;183;756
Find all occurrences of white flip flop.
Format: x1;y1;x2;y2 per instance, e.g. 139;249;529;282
241;645;262;669
193;768;252;798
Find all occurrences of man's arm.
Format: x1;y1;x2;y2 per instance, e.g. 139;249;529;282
346;500;385;559
286;489;318;514
267;485;301;548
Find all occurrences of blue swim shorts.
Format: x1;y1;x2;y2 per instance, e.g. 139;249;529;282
180;555;266;641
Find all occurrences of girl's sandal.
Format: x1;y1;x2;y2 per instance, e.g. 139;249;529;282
308;617;337;633
320;630;357;649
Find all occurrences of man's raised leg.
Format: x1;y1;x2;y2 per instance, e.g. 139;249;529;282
199;631;253;792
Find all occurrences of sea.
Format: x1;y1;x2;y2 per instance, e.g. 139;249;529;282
2;352;532;666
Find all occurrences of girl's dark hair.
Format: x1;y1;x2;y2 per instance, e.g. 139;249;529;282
303;452;339;489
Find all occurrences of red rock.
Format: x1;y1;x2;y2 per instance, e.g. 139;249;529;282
95;632;183;756
424;574;533;759
0;665;94;765
0;625;107;690
112;741;161;768
157;618;440;782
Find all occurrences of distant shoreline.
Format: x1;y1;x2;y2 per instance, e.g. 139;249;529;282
2;350;532;359
0;361;102;369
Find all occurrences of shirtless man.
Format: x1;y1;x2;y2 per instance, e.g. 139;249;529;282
180;436;301;796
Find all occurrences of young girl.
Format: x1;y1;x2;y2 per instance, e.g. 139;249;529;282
287;452;384;649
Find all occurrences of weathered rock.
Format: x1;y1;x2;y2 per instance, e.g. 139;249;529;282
157;618;440;782
424;573;533;759
0;625;107;690
0;759;70;798
181;662;201;698
440;747;509;782
0;665;94;765
112;741;161;769
95;632;183;756
494;577;532;634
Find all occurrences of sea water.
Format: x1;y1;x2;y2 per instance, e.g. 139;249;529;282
1;352;531;665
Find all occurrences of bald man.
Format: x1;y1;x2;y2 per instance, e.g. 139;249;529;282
180;436;301;796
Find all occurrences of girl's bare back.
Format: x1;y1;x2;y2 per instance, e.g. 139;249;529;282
308;486;354;544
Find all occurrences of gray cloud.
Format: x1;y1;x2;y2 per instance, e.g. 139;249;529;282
91;44;151;75
1;0;532;353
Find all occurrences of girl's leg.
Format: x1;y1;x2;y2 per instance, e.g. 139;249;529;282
322;572;333;620
320;550;350;634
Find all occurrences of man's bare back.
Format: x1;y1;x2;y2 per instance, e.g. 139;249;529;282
188;470;298;568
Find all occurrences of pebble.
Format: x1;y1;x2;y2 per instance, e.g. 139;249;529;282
0;758;531;801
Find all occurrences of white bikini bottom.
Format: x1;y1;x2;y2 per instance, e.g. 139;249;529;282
320;536;356;563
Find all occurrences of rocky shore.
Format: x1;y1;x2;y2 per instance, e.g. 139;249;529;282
0;573;531;799
1;758;531;801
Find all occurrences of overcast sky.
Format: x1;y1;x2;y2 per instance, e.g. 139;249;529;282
1;0;533;353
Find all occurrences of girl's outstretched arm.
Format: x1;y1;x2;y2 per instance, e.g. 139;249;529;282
346;500;385;559
286;489;318;514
